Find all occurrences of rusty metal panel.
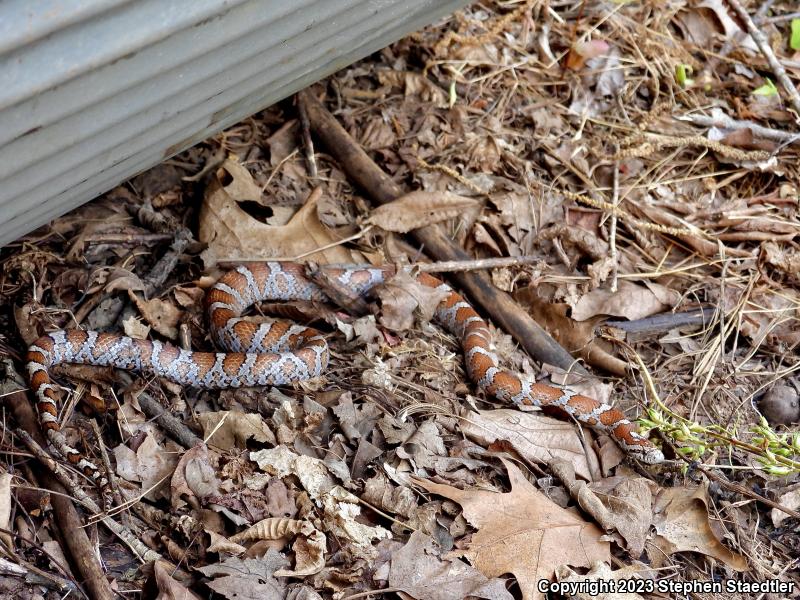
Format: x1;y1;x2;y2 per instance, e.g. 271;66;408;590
0;0;469;247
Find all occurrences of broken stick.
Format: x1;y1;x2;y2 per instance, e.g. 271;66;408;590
298;89;589;376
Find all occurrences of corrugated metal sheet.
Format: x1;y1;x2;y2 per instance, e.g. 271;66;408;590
0;0;469;248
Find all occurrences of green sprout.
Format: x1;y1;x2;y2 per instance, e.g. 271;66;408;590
448;80;457;109
675;64;694;88
626;342;800;476
790;19;800;51
753;78;778;97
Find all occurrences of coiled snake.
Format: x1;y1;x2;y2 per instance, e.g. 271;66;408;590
26;262;664;499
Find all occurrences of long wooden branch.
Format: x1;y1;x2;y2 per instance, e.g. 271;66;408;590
1;371;113;600
298;90;589;375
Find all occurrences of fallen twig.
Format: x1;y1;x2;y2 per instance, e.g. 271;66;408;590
725;0;800;117
82;232;174;246
15;428;162;563
297;93;318;179
678;111;800;145
604;308;716;337
413;255;542;273
1;363;114;600
298;89;589;375
137;392;203;450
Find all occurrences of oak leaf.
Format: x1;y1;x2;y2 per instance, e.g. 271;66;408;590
459;409;599;481
649;483;747;570
198;159;362;265
415;458;609;600
387;531;513;600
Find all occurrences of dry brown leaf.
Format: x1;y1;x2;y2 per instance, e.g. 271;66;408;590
376;269;451;331
459;409;599;481
649;484;748;571
103;267;146;293
250;448;392;556
266;121;300;167
465;133;502;172
387;530;514;600
366;191;480;233
359;115;397;150
197;552;288;600
571;281;680;322
197;411;276;451
567;47;625;117
771;484;800;527
250;446;336;501
377;71;449;107
14;303;40;346
761;241;800;276
363;473;418;518
565;40;611;71
515;285;628;376
674;0;757;51
129;292;182;339
174;285;205;309
230;518;305;543
207;530;246;555
274;528;327;577
415;458;609;600
154;560;204;600
198;159;362;265
170;444;221;510
114;433;180;501
319;485;392;553
588;476;654;557
122;315;150;339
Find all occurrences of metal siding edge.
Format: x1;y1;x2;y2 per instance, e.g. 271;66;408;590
0;0;470;247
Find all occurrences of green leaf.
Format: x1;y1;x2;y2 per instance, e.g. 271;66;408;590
752;78;778;97
675;63;694;87
791;18;800;51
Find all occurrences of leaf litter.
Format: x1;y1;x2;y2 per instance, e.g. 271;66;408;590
1;0;800;598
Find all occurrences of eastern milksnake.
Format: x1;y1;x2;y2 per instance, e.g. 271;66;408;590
26;262;664;498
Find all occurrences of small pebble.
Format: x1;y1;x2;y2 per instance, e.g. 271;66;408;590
759;384;800;426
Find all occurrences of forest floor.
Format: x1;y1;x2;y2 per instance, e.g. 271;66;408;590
1;0;800;598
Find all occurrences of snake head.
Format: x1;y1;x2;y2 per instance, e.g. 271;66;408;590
630;445;665;464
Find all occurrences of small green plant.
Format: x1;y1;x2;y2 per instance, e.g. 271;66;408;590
752;417;800;476
638;403;800;476
674;64;694;88
752;78;778;97
790;18;800;51
627;343;800;475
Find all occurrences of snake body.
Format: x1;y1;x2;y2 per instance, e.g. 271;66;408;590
26;262;663;493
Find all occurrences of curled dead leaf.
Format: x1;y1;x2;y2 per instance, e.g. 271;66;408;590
570;280;680;322
229;518;306;543
366;191;481;233
197;410;276;451
207;530;246;555
274;528;327;577
128;292;182;340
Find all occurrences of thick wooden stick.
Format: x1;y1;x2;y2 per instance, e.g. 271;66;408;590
298;90;588;375
1;372;113;600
